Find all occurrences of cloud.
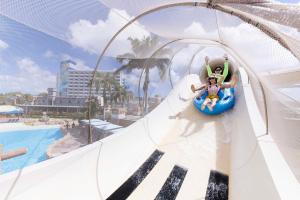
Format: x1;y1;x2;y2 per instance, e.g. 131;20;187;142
122;69;141;87
67;9;150;56
61;54;92;71
43;50;56;58
272;22;300;39
43;50;93;71
183;22;218;40
220;23;299;72
0;39;9;50
0;58;56;94
184;22;206;35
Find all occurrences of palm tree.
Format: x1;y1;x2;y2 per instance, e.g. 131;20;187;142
94;72;120;106
113;84;130;106
116;35;171;114
88;97;98;119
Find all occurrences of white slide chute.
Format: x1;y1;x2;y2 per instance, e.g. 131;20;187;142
1;69;299;200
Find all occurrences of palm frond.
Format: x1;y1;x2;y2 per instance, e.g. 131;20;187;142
117;53;136;63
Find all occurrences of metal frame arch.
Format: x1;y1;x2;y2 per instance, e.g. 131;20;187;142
127;37;270;134
85;0;291;140
136;39;183;110
187;47;206;75
168;46;188;89
90;1;299;84
136;39;220;111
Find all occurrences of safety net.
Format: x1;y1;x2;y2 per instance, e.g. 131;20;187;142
0;0;300;182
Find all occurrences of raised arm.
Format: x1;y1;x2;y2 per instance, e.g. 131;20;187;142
205;56;213;76
220;72;238;89
216;74;225;86
222;55;229;80
191;84;207;93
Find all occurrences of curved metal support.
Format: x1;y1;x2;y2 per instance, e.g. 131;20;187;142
89;1;299;93
136;39;182;105
137;68;144;108
214;3;299;60
137;37;271;133
168;46;188;88
137;39;182;114
87;3;203;142
219;43;269;135
137;40;210;111
137;43;188;103
87;0;291;138
187;47;205;75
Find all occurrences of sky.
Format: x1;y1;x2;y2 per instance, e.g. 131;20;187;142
0;14;98;94
0;1;121;94
0;0;299;96
278;0;300;2
0;0;152;94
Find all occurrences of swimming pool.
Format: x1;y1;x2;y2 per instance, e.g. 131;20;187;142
0;127;63;174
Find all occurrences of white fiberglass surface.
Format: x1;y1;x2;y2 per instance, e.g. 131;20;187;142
279;87;300;103
1;0;300;196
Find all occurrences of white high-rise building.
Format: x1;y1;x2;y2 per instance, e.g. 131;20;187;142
57;60;123;97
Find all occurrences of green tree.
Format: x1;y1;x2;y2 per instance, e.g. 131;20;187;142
116;36;171;113
23;94;33;103
94;72;120;106
112;84;130;106
38;92;48;97
88;97;98;118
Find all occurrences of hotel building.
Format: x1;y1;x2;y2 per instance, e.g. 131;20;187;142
57;60;123;98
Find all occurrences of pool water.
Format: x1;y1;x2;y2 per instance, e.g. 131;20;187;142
0;128;63;174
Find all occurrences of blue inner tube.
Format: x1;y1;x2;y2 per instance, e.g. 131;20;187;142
193;88;235;115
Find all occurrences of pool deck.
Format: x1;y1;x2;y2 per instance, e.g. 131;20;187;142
47;127;88;158
0;120;118;159
0;122;86;158
0;123;60;133
47;124;120;158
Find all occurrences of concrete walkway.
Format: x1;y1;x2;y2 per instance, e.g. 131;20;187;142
47;127;88;158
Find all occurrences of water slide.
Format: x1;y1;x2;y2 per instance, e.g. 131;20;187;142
0;69;299;200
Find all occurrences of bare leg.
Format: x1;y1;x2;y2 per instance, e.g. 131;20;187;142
201;98;211;110
210;98;218;110
207;104;213;111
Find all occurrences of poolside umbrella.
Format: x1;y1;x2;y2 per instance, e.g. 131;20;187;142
0;105;24;115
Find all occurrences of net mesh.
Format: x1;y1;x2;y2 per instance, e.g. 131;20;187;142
95;0;300;182
0;0;300;182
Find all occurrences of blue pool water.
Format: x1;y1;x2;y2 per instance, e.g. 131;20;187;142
0;127;63;174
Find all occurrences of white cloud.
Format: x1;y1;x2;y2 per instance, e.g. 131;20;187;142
0;39;9;50
0;58;56;94
183;22;218;40
184;22;206;35
67;9;150;56
122;67;170;97
43;50;93;71
61;54;92;71
220;23;299;72
122;21;300;96
272;21;300;39
43;50;56;58
148;68;161;89
123;69;140;85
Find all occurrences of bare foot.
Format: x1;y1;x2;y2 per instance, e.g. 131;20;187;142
201;105;205;110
